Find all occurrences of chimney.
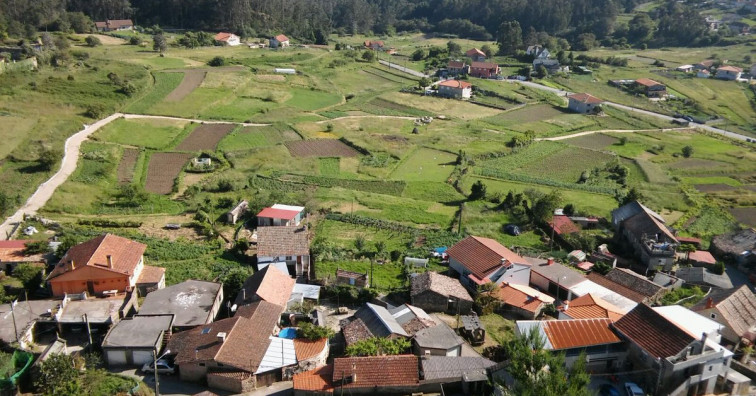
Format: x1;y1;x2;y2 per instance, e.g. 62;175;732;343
70;260;75;270
217;332;227;343
563;301;569;311
700;332;708;352
547;257;555;266
106;255;113;269
705;297;714;309
242;289;246;302
352;362;357;383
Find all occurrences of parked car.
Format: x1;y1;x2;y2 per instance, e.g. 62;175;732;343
599;384;621;396
624;382;644;396
142;359;176;375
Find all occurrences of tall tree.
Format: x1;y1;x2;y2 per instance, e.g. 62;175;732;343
497;20;522;55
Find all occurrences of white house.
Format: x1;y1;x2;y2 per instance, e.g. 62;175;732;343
270;34;290;49
257;204;305;226
446;236;531;291
437;80;472;99
214;32;241;46
94;19;134;32
697;69;711;78
567;92;603;114
715;65;743;80
675;64;694;73
526;45;550;59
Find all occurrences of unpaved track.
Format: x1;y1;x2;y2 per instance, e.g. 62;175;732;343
537;127;688;141
0;113;269;239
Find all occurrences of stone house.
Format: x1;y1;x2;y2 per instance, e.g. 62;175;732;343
690;285;756;345
270;34;290;48
335;269;368;288
256;226;311;280
410;271;473;314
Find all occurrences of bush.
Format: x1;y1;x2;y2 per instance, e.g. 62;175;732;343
85;35;102;47
298;322;335;341
208;56;226;67
128;36;140;45
13;263;44;290
84;104;107;119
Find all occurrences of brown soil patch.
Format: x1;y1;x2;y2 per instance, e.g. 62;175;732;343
165;71;206;102
138;215;205;241
145;153;193;194
117;148;139;184
176;124;235;151
285;139;359;157
78;34;126;45
729;207;756;227
256;74;286;82
379;134;409;143
163;66;247;73
695;184;738;193
565;133;618;150
669;158;731;169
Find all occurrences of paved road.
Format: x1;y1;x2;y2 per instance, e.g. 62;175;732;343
378;60;429;78
504;80;752;142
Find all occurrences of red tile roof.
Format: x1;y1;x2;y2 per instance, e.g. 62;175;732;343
95;19;133;29
466;48;485;57
257;207;300;220
612;304;694;359
586;272;648;303
438;80;472;89
717;65;743;73
635;78;664;87
214;32;235;41
470;62;498;69
689;250;716;265
294;364;334;392
50;234;147;279
576;261;594;271
567;93;603;104
235;265;295;307
492;283;554;313
448;60;466;68
333;355;419;388
137;265;165;284
544;318;620;350
275;34;289;42
550;215;580;235
563;293;624;321
447;236;527;279
294;338;328;361
256;226;310;256
0;240;44;263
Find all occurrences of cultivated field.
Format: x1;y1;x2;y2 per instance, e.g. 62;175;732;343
145;153;193;194
286;139;360;157
117;148;140;184
390;148;457;182
729;208;756;227
175;124;236;151
165;71;206;102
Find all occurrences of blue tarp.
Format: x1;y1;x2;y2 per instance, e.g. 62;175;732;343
433;247;447;254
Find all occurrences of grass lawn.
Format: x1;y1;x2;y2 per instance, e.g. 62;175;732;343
94;118;194;149
286;88;343;111
480;313;516;344
319;157;341;176
124;72;184;114
390;148;457;182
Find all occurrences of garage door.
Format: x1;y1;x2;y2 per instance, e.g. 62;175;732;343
133;350;154;365
106;350;127;366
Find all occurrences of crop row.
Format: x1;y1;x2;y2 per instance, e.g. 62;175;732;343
285;175;406;196
474;168;617;195
478;141;566;171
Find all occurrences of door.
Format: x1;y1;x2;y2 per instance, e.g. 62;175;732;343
87;281;95;295
106;350;127;366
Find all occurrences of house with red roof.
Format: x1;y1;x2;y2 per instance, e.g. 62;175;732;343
446;235;531;291
235;265;296;308
214;32;240;46
437;79;472;99
558;293;624;321
715;65;743;80
0;240;46;273
257;204;305;226
95;19;134;32
293;355;420;395
688;250;717;267
490;282;555;319
363;40;385;51
566;93;603;114
270;34;290;49
634;78;667;97
468;61;500;78
47;234;165;297
447;60;468;76
465;48;486;62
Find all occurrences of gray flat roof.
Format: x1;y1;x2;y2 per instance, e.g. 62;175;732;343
421;356;496;381
292;283;321;300
138;280;222;327
102;315;174;348
530;261;586;288
414;321;463;350
0;300;60;343
59;299;120;324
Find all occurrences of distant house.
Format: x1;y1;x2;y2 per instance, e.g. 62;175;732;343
558;293;624;321
227;200;248;225
612;303;732;395
532;58;560;74
603;268;665;302
256;226;310;279
341;303;415;345
138;280;224;330
47;234;165;297
167;300;284;393
697;69;711;78
528;258;586;301
363;40;385;51
526;45;550;59
102;314;174;367
548;215;581;247
468;62;500;78
270;34;290;49
257;204;305;226
688;250;717;267
410;271;473;314
711;228;756;267
634;78;666;97
676;267;733;290
447;60;468;76
612;201;677;272
335;269;368;288
585;272;649;304
566;93;603;114
516;318;625;371
235;265;295;308
0;240;46;273
447;235;531;290
437;79;472;99
465;48;486;62
95;19;134;32
690;285;756;344
694;60;715;70
214;32;241;46
715;65;743;80
490;282;554;319
676;64;694;72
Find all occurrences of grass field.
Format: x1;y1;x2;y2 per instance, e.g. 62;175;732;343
390;148;456;182
95;118;194;149
124;72;184;114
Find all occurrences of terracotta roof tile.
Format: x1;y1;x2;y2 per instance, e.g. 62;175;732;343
470;61;498;69
256;226;310;256
0;240;44;263
586;272;647;303
693;285;756;338
275;34;289;42
567;93;603;104
717;65;743;72
51;234;146;279
689;250;716;264
214;32;235;41
342;318;373;345
635;78;664;87
448;60;466;68
257;207;300;220
543;318;621;349
294;338;328;361
333;355;419;388
235;265;295;307
447;236;526;279
294;364;334;392
466;48;485;57
563;294;624;321
438;80;472;89
612;304;694;359
492;283;554;313
137;265;165;284
411;272;472;302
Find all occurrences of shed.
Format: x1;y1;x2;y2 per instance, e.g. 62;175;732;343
226;200;249;225
102;314;174;367
405;257;428;268
335;269;368;288
274;68;296;74
459;314;485;346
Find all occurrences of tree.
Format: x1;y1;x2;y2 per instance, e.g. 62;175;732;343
418;77;431;89
38;147;61;171
153;33;167;53
13;263;44;290
118;184;149;207
35;353;81;396
345;337;411;356
619;187;644;205
298;322;335;341
361;50;376;62
469;180;487;201
208;56;226;66
481;44;493;58
531;190;562;224
628;13;655;44
682;145;694;158
222;267;251;301
497;21;523;55
501;328;591;396
446;40;461;56
535;64;548;78
84;35;101;47
411;48;425;61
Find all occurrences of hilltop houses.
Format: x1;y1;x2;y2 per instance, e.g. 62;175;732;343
447;235;531;290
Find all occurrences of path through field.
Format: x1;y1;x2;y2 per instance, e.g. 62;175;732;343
314;115;418;124
164;70;206;102
537;127;688;141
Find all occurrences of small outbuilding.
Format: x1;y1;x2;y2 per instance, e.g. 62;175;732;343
102;314;174;367
411;272;473;314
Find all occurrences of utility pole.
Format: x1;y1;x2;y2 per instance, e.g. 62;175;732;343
153;349;160;396
83;313;92;346
10;300;19;345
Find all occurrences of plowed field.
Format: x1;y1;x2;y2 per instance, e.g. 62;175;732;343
285;139;359;157
145;152;193;194
117;148;139;184
175;124;235;151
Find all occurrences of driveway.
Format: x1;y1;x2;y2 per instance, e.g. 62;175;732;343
111;367;223;396
378;60;429;78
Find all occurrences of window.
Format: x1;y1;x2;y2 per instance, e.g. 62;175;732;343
199;363;205;367
710;313;717;319
201;327;211;334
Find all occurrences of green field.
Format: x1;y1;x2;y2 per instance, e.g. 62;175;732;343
124;72;184;114
95;118;194;149
390;148;457;182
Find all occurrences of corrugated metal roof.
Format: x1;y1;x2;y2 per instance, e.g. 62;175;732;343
255;336;297;373
293;283;321;300
568;280;637;313
543;318;620;350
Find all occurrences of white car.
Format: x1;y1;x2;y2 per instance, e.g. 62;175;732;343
142;359;175;375
624;382;644;396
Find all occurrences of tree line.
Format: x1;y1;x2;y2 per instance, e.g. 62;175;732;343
0;0;723;49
